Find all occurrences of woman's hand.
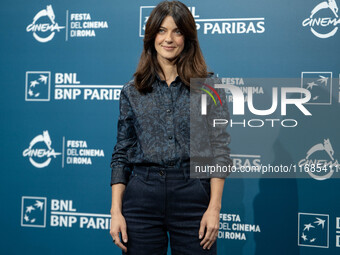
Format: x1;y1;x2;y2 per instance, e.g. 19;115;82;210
110;211;128;253
199;177;224;249
199;206;220;250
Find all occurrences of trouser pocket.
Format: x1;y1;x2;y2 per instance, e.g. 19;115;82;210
122;173;139;203
196;178;210;202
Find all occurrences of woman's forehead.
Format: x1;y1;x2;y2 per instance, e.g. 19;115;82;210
160;16;178;28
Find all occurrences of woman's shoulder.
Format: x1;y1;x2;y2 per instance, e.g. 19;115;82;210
122;78;154;96
122;78;134;89
121;79;137;95
204;73;221;85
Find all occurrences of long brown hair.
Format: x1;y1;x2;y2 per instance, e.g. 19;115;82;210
133;0;213;93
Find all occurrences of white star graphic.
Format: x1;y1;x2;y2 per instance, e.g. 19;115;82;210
26;205;35;213
303;223;315;231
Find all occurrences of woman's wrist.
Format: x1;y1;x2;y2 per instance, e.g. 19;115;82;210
207;203;221;212
110;208;122;215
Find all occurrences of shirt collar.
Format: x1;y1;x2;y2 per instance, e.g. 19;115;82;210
155;72;181;84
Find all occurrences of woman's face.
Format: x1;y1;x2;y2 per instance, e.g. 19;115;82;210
154;15;185;63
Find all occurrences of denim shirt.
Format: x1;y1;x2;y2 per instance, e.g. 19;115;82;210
110;74;232;186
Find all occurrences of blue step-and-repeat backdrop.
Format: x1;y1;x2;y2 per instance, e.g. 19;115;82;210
1;0;340;254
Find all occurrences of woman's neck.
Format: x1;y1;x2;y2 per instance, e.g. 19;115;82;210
157;57;178;86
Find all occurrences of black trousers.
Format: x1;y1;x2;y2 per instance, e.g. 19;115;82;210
122;166;217;255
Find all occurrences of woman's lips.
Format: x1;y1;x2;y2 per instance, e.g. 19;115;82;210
162;46;175;50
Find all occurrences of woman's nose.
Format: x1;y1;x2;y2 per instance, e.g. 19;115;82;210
165;32;173;43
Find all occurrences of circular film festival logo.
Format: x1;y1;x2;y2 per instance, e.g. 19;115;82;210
302;0;340;38
26;5;65;43
298;138;339;180
23;130;61;168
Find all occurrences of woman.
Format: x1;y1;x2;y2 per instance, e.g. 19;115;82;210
110;1;231;254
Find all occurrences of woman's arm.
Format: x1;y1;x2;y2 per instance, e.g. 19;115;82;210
110;85;136;186
110;84;136;253
199;78;231;250
199;178;225;250
110;183;128;253
208;177;225;211
110;183;126;214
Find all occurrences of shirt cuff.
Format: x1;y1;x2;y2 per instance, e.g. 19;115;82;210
110;165;131;186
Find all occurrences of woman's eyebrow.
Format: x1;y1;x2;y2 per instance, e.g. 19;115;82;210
159;26;179;30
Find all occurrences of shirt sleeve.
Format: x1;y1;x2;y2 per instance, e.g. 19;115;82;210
206;80;233;178
110;86;136;186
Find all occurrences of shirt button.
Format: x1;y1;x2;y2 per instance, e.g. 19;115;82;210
159;170;165;176
168;136;173;140
166;109;171;113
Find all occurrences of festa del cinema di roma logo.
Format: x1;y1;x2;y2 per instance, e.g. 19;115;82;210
298;138;339;181
22;130;61;168
302;0;340;38
22;130;105;167
26;5;65;43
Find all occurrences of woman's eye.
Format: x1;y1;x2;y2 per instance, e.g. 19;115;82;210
158;29;165;33
175;30;182;35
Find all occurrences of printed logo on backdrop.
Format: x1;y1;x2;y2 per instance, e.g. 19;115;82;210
298;138;339;180
139;6;154;37
337;217;340;247
21;197;47;227
22;130;104;168
21;196;111;230
26;4;109;42
298;213;329;248
25;72;51;101
231;153;262;170
221;77;264;103
139;6;265;37
219;213;261;240
302;0;340;39
25;71;122;101
26;5;65;43
67;12;108;40
301;72;332;105
22;131;61;168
